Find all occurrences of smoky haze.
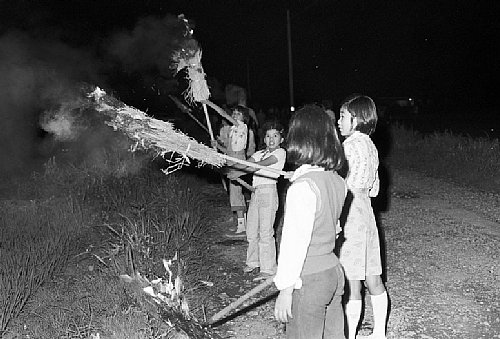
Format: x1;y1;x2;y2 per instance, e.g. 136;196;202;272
0;14;190;176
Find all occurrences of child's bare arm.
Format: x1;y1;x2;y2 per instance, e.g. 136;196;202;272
226;155;256;175
228;153;278;174
211;139;227;153
256;155;278;167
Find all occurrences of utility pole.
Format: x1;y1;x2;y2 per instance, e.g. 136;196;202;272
286;8;295;112
246;57;251;103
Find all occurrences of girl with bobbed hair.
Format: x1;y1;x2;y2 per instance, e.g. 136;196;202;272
274;104;347;339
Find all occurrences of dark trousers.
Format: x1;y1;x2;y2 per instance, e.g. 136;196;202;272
286;264;345;339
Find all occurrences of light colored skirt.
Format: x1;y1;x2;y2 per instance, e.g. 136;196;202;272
339;192;382;280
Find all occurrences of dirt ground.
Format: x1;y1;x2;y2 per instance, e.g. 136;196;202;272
4;167;499;338
200;168;500;339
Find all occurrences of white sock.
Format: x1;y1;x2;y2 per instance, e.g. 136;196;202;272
236;217;246;232
370;291;388;338
345;299;362;339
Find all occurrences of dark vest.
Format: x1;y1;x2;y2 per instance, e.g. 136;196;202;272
293;171;346;276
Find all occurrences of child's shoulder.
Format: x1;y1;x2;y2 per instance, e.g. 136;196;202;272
271;147;286;157
344;132;373;146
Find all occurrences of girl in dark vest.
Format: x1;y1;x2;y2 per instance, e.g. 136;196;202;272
274;104;347;339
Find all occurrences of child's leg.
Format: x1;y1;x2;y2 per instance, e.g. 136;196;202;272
245;193;259;270
345;280;363;339
257;186;278;275
287;269;337;339
228;180;247;233
362;275;388;339
324;264;345;339
236;210;245;231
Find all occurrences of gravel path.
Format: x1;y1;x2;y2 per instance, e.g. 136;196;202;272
206;168;500;338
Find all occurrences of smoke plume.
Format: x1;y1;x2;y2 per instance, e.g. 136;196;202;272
0;13;193;177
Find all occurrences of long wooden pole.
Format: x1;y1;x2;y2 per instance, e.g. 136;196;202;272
169;95;210;134
287;8;294;111
220;154;288;177
201;103;255;192
208;277;274;325
202;103;215;140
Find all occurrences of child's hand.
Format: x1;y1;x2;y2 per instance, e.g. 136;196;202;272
274;289;293;323
227;169;245;180
210;140;218;149
283;171;294;180
227;171;240;180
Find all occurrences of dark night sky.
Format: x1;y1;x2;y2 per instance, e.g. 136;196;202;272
1;0;498;111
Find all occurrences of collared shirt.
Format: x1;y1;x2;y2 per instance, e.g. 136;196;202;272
229;121;248;152
273;164;325;290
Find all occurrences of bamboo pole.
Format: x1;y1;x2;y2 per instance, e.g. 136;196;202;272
168;95;210;134
201;99;289;178
202;103;215;140
200;102;232;193
202;100;237;125
220;154;288;177
234;177;255;192
208;277;274;325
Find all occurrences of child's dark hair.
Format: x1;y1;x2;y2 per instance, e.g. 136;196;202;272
232;105;250;125
287;104;345;171
261;119;285;136
341;94;377;135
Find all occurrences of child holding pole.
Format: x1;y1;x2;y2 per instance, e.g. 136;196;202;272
274;104;347;339
212;105;252;237
227;120;286;281
337;94;388;339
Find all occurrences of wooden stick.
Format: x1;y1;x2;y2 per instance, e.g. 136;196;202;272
234;177;255;192
168;95;209;134
220;154;288;177
203;100;237;126
202;103;215;139
200;101;233;192
202;99;288;179
169;96;258;189
208;277;274;325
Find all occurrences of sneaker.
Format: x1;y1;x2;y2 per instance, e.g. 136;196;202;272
243;265;259;273
252;272;274;282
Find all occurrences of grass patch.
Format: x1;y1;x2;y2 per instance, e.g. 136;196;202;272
1;152;218;338
387;123;500;192
0;197;87;335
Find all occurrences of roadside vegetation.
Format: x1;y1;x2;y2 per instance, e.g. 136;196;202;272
1;150;219;338
1;123;499;338
385;123;500;193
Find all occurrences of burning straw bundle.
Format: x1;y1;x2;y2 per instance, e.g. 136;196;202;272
87;86;286;176
88;87;225;172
